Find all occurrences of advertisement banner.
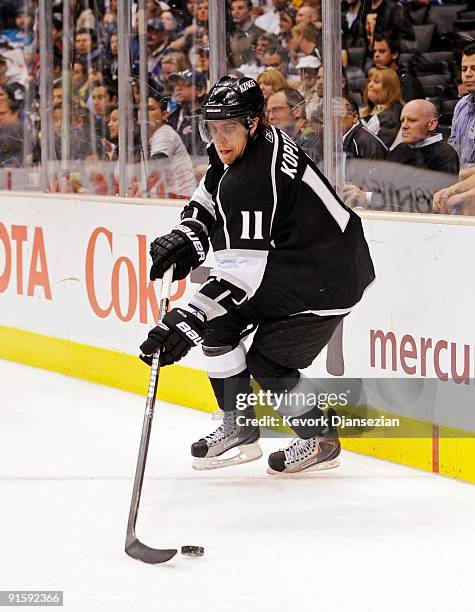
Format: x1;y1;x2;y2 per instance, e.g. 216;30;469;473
1;195;475;436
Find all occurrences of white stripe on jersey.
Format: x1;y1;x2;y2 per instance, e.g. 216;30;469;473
302;165;350;232
189;171;217;220
269;125;279;234
216;168;230;249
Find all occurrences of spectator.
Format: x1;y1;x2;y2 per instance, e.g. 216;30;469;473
71;62;89;105
278;7;297;50
263;46;287;71
343;100;459;208
167;69;207;156
229;0;265;68
342;95;388;161
360;66;403;149
0;97;23;166
368;0;414;44
145;91;196;197
0;96;20;128
196;0;209;26
342;0;366;48
90;80;118;157
70;104;97;160
368;34;424;102
145;0;162;20
0;57;8;86
106;31;119;84
238;34;275;79
171;0;209;52
159;50;191;94
448;43;475;171
433;166;475;215
91;81;117;122
1;6;35;48
255;0;289;36
53;83;63;108
296;5;321;28
104;105;119;161
161;10;179;36
257;68;287;102
180;0;199;27
290;21;321;63
296;55;321;118
103;0;119;27
147;18;172;86
267;86;321;163
194;45;210;77
74;28;103;67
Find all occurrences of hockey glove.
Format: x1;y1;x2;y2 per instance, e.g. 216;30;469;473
150;220;209;281
140;308;205;366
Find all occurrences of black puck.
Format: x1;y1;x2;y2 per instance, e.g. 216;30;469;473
181;545;204;557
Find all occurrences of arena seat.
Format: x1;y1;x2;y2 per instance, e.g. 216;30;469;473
418;73;454;98
428;4;468;36
347;47;366;69
454;19;475;31
440;99;460;114
401;24;435;53
457;10;475;20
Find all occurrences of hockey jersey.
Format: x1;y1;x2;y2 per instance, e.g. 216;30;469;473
180;125;375;320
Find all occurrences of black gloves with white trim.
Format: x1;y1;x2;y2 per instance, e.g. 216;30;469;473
149;220;209;281
140;308;205;366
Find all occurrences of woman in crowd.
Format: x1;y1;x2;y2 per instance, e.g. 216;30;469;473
278;7;297;49
257;68;288;103
161;10;180;39
159;50;191;95
360;66;403;149
104;105;119;161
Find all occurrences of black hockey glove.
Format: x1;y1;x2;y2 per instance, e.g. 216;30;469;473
139;308;205;366
150;220;209;281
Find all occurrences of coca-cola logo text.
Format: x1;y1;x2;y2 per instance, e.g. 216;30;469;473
85;227;185;323
0;223;52;299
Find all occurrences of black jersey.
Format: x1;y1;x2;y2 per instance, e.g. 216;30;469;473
388;137;460;175
180;126;375;320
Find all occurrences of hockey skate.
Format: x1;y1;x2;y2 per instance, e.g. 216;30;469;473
191;408;262;470
267;432;341;475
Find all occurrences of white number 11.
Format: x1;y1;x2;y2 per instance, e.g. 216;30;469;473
240;211;263;240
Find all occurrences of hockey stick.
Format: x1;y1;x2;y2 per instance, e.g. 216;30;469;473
125;266;177;564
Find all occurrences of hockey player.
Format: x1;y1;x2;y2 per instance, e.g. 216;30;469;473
140;76;375;475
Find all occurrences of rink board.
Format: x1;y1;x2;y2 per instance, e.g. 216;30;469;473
0;192;474;483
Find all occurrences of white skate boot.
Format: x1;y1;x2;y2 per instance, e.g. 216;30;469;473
191;407;262;470
267;432;341;475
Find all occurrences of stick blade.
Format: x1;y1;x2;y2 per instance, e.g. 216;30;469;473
125;538;177;564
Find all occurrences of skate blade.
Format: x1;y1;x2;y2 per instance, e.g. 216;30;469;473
192;442;263;471
267;457;341;476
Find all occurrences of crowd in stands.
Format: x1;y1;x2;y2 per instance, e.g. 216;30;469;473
0;0;474;211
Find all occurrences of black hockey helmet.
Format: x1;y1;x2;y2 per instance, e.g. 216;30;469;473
199;76;265;143
201;76;265;121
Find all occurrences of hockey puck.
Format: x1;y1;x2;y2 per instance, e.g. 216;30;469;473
181;545;204;557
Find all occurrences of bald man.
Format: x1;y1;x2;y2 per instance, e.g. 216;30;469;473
343;99;459;208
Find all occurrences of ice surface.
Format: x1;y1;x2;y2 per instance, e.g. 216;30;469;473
1;359;474;612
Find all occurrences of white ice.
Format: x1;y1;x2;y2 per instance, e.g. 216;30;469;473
1;359;474;612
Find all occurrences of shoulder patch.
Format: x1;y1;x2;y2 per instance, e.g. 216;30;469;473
265;129;274;143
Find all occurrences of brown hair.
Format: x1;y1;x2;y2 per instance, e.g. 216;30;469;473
361;66;402;117
291;21;319;44
257;68;287;94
